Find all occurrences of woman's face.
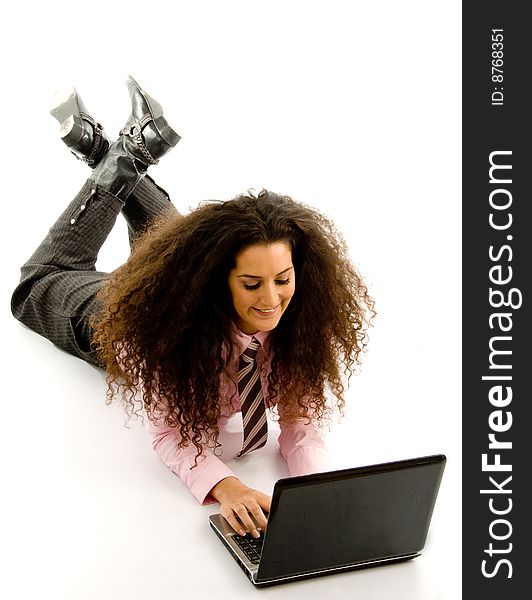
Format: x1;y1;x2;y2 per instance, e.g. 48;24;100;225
228;242;296;335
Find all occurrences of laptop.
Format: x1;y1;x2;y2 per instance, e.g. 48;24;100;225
209;453;446;586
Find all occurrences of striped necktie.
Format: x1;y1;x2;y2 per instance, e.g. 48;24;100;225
236;337;268;457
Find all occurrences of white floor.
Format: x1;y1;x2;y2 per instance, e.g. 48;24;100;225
1;2;461;598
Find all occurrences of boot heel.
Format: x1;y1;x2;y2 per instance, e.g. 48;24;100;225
50;86;85;144
49;86;109;166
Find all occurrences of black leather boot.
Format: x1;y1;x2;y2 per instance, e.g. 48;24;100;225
50;87;110;167
88;76;180;200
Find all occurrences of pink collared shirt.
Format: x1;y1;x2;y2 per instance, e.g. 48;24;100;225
146;325;331;504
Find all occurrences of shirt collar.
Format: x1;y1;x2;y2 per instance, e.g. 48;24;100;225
231;321;271;355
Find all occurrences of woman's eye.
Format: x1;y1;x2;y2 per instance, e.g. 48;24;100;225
243;279;290;290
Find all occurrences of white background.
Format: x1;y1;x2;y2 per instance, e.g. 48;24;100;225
1;1;461;598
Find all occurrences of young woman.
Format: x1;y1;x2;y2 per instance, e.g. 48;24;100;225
11;77;375;540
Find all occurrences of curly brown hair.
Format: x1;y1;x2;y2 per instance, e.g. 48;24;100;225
91;189;375;462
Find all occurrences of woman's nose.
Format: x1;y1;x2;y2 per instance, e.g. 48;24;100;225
259;282;278;306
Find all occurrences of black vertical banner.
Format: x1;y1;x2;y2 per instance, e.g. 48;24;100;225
463;2;531;597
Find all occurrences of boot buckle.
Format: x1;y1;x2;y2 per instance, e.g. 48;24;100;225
120;118;159;166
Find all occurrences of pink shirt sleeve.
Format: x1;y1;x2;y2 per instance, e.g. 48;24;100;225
147;418;236;505
277;417;332;476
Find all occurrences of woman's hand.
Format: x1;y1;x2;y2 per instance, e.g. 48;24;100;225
209;476;271;538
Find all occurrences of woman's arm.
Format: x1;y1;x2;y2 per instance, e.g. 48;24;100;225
148;419;236;505
149;419;271;536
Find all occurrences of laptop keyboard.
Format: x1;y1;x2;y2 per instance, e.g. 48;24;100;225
233;532;265;564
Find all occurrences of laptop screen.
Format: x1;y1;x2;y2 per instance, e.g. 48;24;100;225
256;455;446;581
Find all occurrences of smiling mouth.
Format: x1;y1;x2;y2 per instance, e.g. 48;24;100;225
253;305;280;315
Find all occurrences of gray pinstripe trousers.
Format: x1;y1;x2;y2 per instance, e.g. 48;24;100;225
11;176;177;366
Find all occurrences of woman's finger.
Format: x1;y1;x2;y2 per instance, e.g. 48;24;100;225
248;505;268;531
234;504;259;535
222;508;247;536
